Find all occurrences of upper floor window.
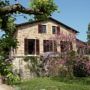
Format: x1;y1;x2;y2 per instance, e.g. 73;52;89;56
52;26;60;34
38;24;46;33
52;26;57;34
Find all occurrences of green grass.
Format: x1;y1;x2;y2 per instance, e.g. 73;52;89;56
15;77;90;90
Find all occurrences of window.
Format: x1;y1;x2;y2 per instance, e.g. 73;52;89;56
52;26;57;34
52;26;60;34
60;41;72;52
24;39;39;55
77;47;85;55
38;24;46;33
43;40;57;52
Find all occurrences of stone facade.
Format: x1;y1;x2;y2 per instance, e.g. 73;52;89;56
13;19;77;56
12;18;78;79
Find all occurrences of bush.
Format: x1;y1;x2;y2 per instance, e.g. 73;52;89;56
0;56;20;85
41;51;90;78
6;72;20;85
73;56;90;77
41;52;68;77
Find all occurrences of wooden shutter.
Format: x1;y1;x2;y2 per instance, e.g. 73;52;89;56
54;41;57;52
49;40;53;51
57;26;60;34
36;39;39;55
24;39;28;55
60;41;65;52
38;24;41;33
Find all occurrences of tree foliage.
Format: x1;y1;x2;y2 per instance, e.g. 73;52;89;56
31;0;57;20
0;0;58;84
87;23;90;45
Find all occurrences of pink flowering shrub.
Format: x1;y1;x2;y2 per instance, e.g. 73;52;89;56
44;57;68;77
41;51;90;77
40;52;67;77
40;27;90;77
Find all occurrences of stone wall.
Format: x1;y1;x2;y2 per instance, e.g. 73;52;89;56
12;57;38;79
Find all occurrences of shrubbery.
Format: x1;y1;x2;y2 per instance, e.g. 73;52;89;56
73;56;90;77
21;51;90;79
0;56;20;85
41;51;90;78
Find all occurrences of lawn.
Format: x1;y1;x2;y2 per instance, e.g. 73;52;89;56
15;77;90;90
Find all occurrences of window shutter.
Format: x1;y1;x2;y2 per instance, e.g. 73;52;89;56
57;26;60;34
60;41;65;52
38;24;41;33
36;39;39;55
54;41;57;52
24;39;28;55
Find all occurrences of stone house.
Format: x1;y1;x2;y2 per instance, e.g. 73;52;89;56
76;39;87;55
13;17;78;56
76;39;90;55
12;17;79;78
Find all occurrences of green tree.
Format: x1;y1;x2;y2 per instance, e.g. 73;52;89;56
0;0;58;84
87;23;90;45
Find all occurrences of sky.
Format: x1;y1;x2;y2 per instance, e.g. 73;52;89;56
53;0;90;42
2;0;90;42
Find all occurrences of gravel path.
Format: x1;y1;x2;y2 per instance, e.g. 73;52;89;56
0;84;14;90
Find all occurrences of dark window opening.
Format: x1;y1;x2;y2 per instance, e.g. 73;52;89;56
38;24;46;33
28;39;35;54
60;41;72;52
52;26;57;34
24;39;39;55
52;26;60;34
43;40;57;52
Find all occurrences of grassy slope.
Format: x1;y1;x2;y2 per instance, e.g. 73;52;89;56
17;77;90;90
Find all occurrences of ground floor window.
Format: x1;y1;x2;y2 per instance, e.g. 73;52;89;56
24;39;73;55
60;41;73;52
77;47;88;55
43;40;57;52
24;39;39;55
